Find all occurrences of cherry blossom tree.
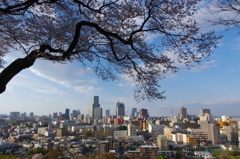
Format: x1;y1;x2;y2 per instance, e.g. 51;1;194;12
0;0;220;101
205;0;240;30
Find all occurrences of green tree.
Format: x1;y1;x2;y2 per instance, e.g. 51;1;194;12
2;148;6;155
219;150;231;159
0;154;16;159
0;0;220;101
81;130;92;138
27;147;48;155
158;154;168;159
10;149;14;155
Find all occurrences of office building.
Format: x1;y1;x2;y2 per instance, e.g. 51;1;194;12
72;110;78;117
135;112;139;118
131;108;137;117
116;101;125;118
30;112;34;119
9;112;20;121
200;108;211;115
105;109;110;117
94;107;102;119
179;107;187;119
89;96;102;119
20;112;26;119
139;108;149;119
53;112;58;119
65;108;70;120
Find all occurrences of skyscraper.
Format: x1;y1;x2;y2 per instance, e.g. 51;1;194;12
72;110;78;117
65;108;70;120
105;109;110;117
139;108;149;119
116;101;125;118
179;107;187;119
89;96;102;119
94;107;102;119
131;108;137;117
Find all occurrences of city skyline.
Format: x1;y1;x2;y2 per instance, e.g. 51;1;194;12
1;2;240;117
1;106;226;119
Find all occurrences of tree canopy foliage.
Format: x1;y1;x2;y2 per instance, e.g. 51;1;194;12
0;0;220;101
206;0;240;30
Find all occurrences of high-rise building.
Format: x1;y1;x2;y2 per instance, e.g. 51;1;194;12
89;96;102;119
135;112;139;118
20;112;26;119
179;107;187;119
131;108;137;117
105;109;110;117
53;112;58;119
30;112;34;119
65;108;70;120
72;110;78;117
139;108;149;119
9;112;20;121
200;108;211;115
116;101;125;118
94;107;102;119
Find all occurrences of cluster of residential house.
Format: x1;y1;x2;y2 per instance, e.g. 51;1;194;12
0;110;239;158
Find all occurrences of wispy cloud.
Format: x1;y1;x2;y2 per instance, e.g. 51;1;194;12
29;60;103;93
188;60;216;72
9;74;69;95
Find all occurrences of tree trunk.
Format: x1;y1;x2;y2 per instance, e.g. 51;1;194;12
0;50;39;93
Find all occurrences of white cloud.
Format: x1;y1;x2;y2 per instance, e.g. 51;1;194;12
9;74;69;95
188;60;216;72
29;60;103;93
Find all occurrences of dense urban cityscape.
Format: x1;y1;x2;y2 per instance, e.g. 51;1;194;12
0;96;239;159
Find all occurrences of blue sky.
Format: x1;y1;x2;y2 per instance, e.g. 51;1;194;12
1;3;240;117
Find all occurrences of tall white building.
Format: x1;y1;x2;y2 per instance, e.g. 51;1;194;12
128;124;138;136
